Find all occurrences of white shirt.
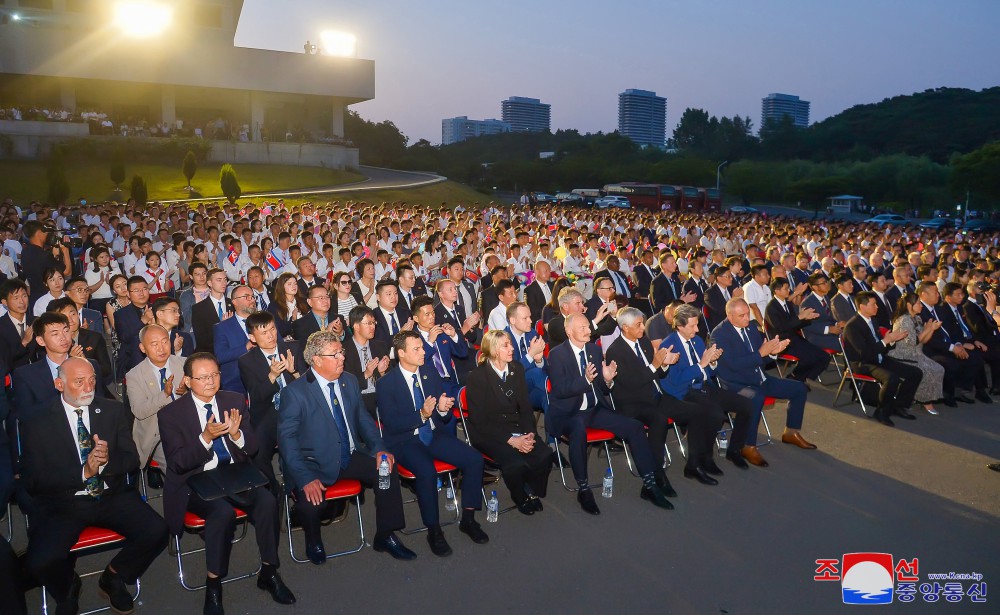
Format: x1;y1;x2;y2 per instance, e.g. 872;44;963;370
742;280;771;321
195;395;246;471
398;365;446;435
60;397;107;495
568;341;599;411
311;369;356;453
487;302;510;331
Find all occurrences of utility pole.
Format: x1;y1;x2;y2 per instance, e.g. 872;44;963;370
716;161;729;191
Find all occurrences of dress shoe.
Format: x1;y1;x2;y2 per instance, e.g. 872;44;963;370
459;519;489;544
657;478;678;498
55;572;82;615
528;496;544;512
942;396;958;407
683;466;719;485
516;500;536;515
704;460;725;476
427;527;453;557
976;391;994;404
741;446;770;467
726;452;749;469
203;585;223;615
305;541;326;565
873;409;895;427
893;407;917;420
640;485;675;509
372;533;417;560
257;570;295;605
990;388;1000;397
98;568;134;614
988;462;1000;472
956;393;976;404
577;488;601;515
781;431;818;449
146;468;163;490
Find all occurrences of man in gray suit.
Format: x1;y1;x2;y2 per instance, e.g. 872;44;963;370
126;325;187;473
278;330;416;565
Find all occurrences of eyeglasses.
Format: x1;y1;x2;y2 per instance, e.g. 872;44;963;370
338;281;351;286
596;286;614;291
68;287;90;293
157;307;180;314
128;288;147;294
310;295;331;301
231;294;254;301
190;371;222;383
359;320;376;327
316;351;345;360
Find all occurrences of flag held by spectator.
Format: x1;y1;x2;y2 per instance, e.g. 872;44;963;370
265;249;284;272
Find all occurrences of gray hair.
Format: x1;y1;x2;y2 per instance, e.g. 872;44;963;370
616;307;644;328
557;287;584;308
304;330;342;365
725;297;749;316
672;304;701;328
139;323;168;343
56;356;94;380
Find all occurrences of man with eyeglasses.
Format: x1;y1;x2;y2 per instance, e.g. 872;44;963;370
64;276;104;335
213;285;257;395
153;297;194;357
159;353;295;615
800;273;846;352
342;306;390;418
292;285;345;342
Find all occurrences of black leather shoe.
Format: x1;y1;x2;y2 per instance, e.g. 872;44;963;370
146;468;163;490
704;460;725;476
528;496;543;512
873;409;895;427
640;485;674;509
942;396;958;407
893;407;917;420
683;466;719;485
372;533;417;560
976;391;994;404
726;453;749;469
516;500;536;515
203;585;223;615
305;541;326;565
55;573;82;615
988;462;1000;472
989;388;1000;397
956;393;976;404
257;570;295;605
427;527;453;557
98;568;134;614
577;488;601;515
459;520;489;544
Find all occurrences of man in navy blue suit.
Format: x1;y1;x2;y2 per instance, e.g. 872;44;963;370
278;331;415;565
799;273;845;352
710;298;817;468
375;330;487;558
547;313;674;515
114;276;154;375
212;284;257;395
505;301;549;412
13;312;91;421
411;295;467;396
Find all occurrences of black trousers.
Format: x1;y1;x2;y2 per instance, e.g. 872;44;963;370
856;358;923;411
187;484;279;578
361;392;378;419
559;406;653;483
657;394;725;470
683;385;754;456
977;342;1000;389
928;350;984;395
251;409;280;494
475;435;552;505
294;451;405;544
25;491;168;602
1;535;27;615
783;336;832;381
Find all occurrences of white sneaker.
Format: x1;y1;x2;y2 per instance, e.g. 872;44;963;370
924;406;939;415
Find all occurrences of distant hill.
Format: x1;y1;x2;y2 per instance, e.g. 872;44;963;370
802;87;1000;162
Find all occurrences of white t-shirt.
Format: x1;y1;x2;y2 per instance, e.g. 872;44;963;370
741;280;771;321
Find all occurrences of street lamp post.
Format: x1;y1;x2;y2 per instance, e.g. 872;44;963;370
716;160;729;191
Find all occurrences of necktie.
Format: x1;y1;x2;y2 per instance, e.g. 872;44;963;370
741;328;767;382
635;342;662;394
451;309;459;325
390;313;399;334
519;336;528;359
257;292;266;311
17;321;25;336
611;272;625;296
268;354;285;389
74;408;103;497
820;297;827;311
501;371;507;383
954;307;971;338
217;301;224;319
783;302;791;316
204;404;231;465
406;292;413;307
578;350;597;409
686;339;704;389
361;345;375;389
327;382;352;466
159;366;170;395
412;374;432;445
319;315;327;329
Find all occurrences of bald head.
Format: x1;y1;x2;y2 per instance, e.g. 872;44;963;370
565;312;592;345
55;357;97;408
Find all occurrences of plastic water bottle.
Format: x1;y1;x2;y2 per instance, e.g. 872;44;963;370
436;477;442;492
486;490;499;523
717;431;729;453
378;455;390;490
444;484;456;512
601;468;613;498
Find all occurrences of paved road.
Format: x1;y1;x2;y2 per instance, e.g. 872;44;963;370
12;370;1000;614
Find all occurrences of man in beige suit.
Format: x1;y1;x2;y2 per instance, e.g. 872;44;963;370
125;324;186;471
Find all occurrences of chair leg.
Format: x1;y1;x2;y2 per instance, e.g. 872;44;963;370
759;411;773;446
621;441;639;477
399;472;461;535
174;523;259;591
672;423;687;459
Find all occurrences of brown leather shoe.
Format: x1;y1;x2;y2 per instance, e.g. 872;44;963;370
741;445;769;467
781;431;817;450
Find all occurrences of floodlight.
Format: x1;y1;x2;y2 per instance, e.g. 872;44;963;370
320;30;357;57
12;13;21;21
114;1;173;38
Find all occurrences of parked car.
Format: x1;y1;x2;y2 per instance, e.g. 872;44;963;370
594;196;631;209
864;214;908;225
728;205;758;214
553;192;585;207
961;219;1000;233
919;217;956;230
531;192;556;204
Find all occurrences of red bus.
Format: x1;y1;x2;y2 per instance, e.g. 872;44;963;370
677;186;701;210
601;183;676;211
699;187;721;212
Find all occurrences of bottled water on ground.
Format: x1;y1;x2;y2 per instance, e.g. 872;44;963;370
602;468;614;498
444;484;456;511
486;490;499;522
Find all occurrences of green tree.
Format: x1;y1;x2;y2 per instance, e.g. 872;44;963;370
219;163;241;203
110;147;125;191
951;141;1000;206
672;108;714;153
785;176;850;217
130;174;148;207
46;146;70;205
344;110;408;166
182;150;198;189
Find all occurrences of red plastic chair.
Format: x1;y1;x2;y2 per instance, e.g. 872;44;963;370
833;336;883;417
544;378;615;491
40;527;142;615
173;508;260;591
283;479;365;563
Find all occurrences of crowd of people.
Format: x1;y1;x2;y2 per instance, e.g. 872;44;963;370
1;194;999;614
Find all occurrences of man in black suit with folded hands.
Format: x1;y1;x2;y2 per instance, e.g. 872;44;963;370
159;353;295;615
917;282;985;406
341;306;391;417
292;285;345;343
963;282;1000;395
191;269;232;354
279;330;415;565
842;292;923;425
21;357;168;615
547;313;674;514
764;277;830;383
939;282;996;403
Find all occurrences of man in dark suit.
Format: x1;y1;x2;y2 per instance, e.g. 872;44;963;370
0;279;35;368
705;267;742;332
584;277;621;337
963;282;1000;395
764;278;831;382
191;268;232;354
292;284;345;343
842;292;923;426
412;295;468;396
938;282;994;403
478;265;507;320
395;264;423;317
710;298;817;465
524;260;555;323
240;312;304;491
341;306;390;417
548;287;616;347
376;330;487;557
593;255;636;308
884;267;911;313
632;249;658;304
830;274;858;323
372;280;411;349
851;264;871;294
790;253;812;289
279;330;415;564
445;257;480;325
21;358;168;615
917;282;983;406
434;278;480;381
799;273;844;352
547;313;674;514
212;284;257;395
505;302;549;412
65;277;104;335
681;260;709;311
159;353;295;615
295;257;325;298
869;272;895;332
50;297;113;385
115;276;155;374
651;252;694;314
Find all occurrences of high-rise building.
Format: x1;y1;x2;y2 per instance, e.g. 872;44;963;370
501;96;551;132
441;116;512;145
618;89;667;149
761;93;810;129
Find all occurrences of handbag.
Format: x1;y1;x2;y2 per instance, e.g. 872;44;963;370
187;462;268;509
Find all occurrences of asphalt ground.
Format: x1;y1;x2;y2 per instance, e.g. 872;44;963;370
10;368;1000;615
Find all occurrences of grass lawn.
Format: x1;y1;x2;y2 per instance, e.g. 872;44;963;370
0;160;364;203
189;181;495;209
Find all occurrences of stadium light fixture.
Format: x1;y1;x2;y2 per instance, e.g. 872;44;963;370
114;1;173;38
320;30;357;57
11;13;21;21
